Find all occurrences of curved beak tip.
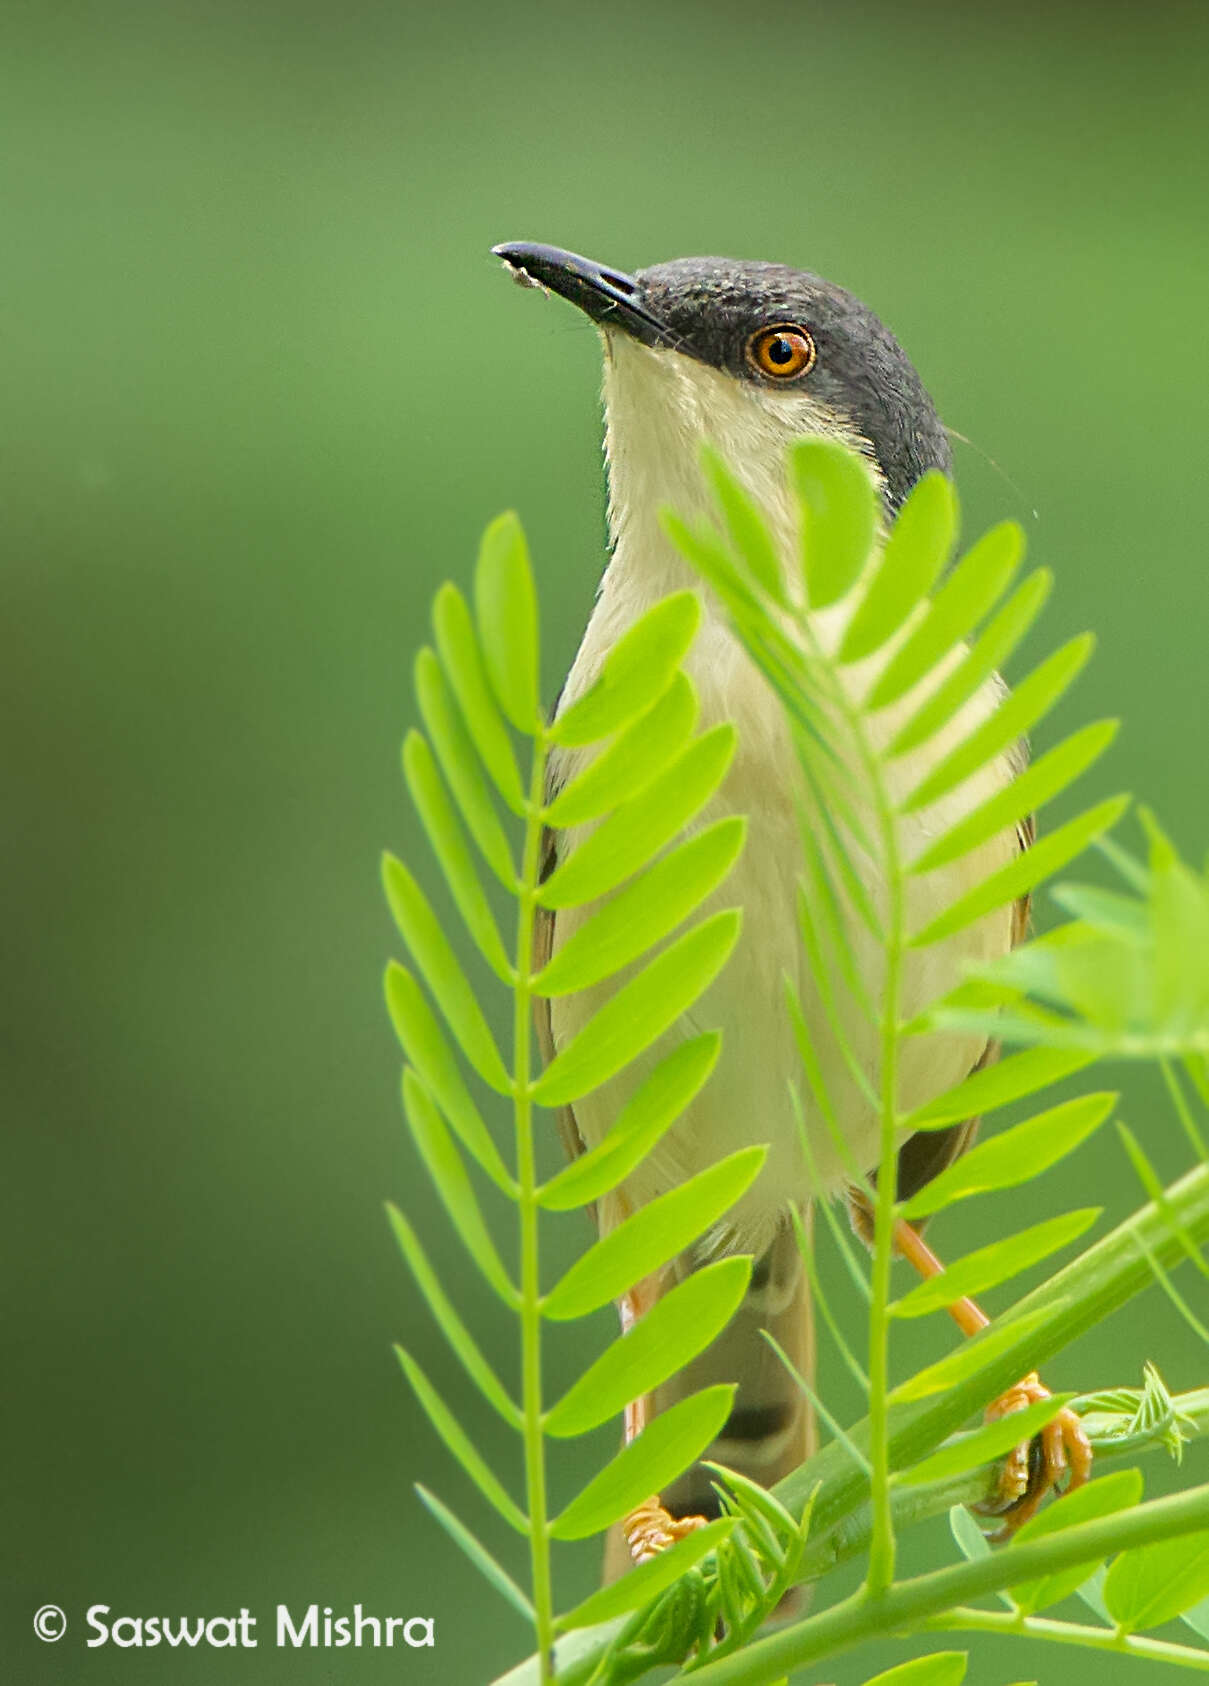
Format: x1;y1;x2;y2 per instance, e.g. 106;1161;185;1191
492;242;551;293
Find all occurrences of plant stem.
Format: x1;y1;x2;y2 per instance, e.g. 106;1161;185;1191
792;605;906;1593
683;1482;1209;1684
918;1606;1209;1674
516;730;554;1681
862;725;905;1594
777;1160;1209;1532
490;1164;1209;1686
494;1388;1209;1686
1162;1058;1209;1163
796;1384;1209;1583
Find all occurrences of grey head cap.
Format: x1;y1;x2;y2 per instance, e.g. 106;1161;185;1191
493;243;951;511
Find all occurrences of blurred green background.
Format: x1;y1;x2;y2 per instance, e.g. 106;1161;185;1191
4;1;1207;1680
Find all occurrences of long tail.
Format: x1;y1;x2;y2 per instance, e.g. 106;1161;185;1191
604;1217;815;1581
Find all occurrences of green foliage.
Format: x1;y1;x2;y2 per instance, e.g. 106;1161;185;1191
387;443;1209;1686
928;812;1209;1058
1104;1531;1209;1631
889;1210;1101;1318
860;1657;967;1686
1009;1468;1144;1615
383;518;757;1674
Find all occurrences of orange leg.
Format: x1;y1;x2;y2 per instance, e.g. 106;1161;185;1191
893;1219;1092;1536
617;1282;709;1564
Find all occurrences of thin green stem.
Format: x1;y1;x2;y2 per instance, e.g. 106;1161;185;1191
786;602;906;1592
812;649;905;1591
500;1172;1209;1686
683;1481;1209;1684
919;1606;1209;1673
865;742;904;1593
502;1388;1209;1686
795;1383;1209;1584
516;730;554;1681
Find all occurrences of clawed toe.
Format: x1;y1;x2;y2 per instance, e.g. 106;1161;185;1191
623;1495;708;1564
973;1372;1092;1540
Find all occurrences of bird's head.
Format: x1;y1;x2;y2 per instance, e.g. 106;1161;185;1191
494;242;949;576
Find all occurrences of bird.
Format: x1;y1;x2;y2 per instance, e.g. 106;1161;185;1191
491;240;1091;1572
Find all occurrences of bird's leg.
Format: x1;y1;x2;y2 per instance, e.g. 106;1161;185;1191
892;1218;1092;1536
617;1278;709;1565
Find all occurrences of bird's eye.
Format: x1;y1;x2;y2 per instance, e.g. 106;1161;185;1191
747;324;816;380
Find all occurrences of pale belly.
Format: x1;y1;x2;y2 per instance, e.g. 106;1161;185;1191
546;609;1020;1257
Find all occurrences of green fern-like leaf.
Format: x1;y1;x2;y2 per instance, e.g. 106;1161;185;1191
384;516;756;1673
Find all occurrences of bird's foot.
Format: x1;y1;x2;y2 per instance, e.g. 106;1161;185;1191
974;1371;1092;1539
622;1495;708;1564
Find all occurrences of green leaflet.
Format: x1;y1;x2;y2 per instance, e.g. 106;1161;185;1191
533;818;746;999
556;1517;734;1633
1049;882;1149;936
1151;824;1209;1034
904;1045;1096;1132
911;796;1131;948
550;1385;735;1540
948;825;1209;1055
1181;1594;1209;1642
901;632;1095;814
790;436;878;608
537;1033;721;1211
866;521;1024;712
1104;1528;1209;1631
1010;1468;1144;1615
898;1393;1075;1486
402;731;514;982
859;1653;967;1686
414;647;515;888
387;1204;519;1426
949;1504;1017;1612
838;471;956;665
704;446;787;603
546;1257;752;1436
395;1348;528;1533
383;962;513;1190
949;1503;992;1561
532;910;741;1106
910;720;1119;878
901;1093;1116;1219
888;569;1052;761
473;510;540;733
1117;1121;1209;1281
551;590;701;747
537;725;737;909
890;1306;1051;1403
543;1146;767;1320
401;1069;516;1306
890;1210;1101;1318
432;582;525;813
382;853;511;1094
800;771;885;946
797;831;878;1016
661;511;764;623
544;670;699;827
703;1459;805;1548
415;1486;535;1624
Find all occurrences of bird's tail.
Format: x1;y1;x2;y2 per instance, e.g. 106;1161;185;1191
603;1216;815;1582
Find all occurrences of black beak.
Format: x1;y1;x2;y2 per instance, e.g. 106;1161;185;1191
491;241;676;350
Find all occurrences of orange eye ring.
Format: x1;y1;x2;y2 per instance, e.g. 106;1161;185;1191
747;323;817;380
